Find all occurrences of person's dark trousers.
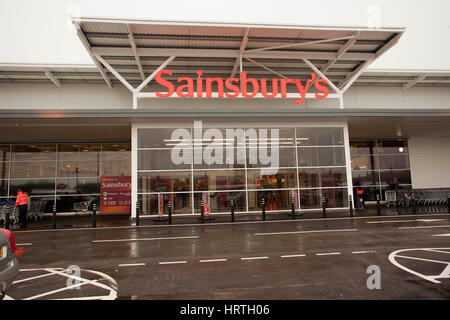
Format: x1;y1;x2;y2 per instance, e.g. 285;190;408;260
18;204;28;227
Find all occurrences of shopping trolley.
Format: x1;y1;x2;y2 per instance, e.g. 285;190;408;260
73;200;92;212
385;190;397;208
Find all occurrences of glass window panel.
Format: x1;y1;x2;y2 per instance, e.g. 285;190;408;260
138;149;191;170
351;154;375;170
296;127;344;146
102;160;131;176
101;143;131;160
379;170;412;186
244;128;294;147
139;193;192;215
10;179;55;196
376;140;408;155
138;128;192;149
247;169;297;189
194;191;246;213
56;177;99;194
300;188;348;209
57;161;99;177
352;170;378;187
194;148;245;169
55;195;99;213
0;180;8;196
247;190;296;211
11;161;56;178
194;170;245;191
299;168;347;188
58;144;101;161
246;147;296;168
297;147;345;167
0;145;10;161
138;171;191;193
378;155;410;170
0;162;9;179
12;144;56;161
350;141;376;155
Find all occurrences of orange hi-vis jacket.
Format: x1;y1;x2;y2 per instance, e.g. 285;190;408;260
15;191;28;206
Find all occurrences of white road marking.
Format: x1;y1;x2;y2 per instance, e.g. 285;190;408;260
280;254;306;258
395;255;449;265
352;250;376;254
13;272;55;284
159;261;187;265
423;249;450;255
389;247;450;284
367;219;445;224
92;235;199;243
432;233;450;237
118;263;146;267
254;228;357;236
399;225;450;230
241;256;269;260
16;243;32;246
316;252;341;256
199;259;227;263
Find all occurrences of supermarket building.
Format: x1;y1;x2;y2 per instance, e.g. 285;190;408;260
0;17;449;220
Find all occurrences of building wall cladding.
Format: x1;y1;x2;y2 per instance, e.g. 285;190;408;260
0;83;450;110
409;137;450;188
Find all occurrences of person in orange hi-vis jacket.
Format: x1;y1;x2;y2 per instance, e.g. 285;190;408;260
15;188;28;228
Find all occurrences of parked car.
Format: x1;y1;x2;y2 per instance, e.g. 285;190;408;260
0;228;19;299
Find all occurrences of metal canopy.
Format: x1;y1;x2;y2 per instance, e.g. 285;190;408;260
4;19;446;104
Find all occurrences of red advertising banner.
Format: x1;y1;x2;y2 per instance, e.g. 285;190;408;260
100;176;131;213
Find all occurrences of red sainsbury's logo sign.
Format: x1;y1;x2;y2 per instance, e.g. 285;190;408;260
155;70;329;105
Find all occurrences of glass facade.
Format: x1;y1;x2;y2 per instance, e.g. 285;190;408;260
350;139;411;201
0;143;131;213
137;126;349;215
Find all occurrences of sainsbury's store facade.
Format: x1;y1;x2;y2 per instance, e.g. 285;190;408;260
0;18;449;221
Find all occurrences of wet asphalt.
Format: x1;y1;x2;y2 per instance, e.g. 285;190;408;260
5;210;450;300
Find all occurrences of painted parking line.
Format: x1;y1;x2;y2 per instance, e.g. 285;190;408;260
280;254;306;258
367;219;445;224
241;256;269;261
352;250;376;254
118;263;146;267
199;259;227;263
399;225;450;230
432;233;450;237
16;243;32;246
316;252;341;256
254;228;357;236
92;235;199;243
159;261;188;265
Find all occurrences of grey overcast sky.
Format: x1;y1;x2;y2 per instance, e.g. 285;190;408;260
0;0;449;70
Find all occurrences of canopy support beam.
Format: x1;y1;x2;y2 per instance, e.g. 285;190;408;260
231;28;250;77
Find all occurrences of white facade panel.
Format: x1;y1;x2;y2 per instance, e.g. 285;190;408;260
409;137;450;188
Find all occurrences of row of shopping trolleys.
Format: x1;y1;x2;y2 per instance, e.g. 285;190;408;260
0;199;44;227
385;188;450;208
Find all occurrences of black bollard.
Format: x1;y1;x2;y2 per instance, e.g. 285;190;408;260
349;195;354;217
200;200;204;224
168;201;172;225
448;196;450;213
412;192;417;214
4;204;10;230
322;193;327;218
261;198;266;221
52;203;56;229
291;195;296;220
135;201;140;226
376;193;381;216
230;199;235;222
92;203;97;228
